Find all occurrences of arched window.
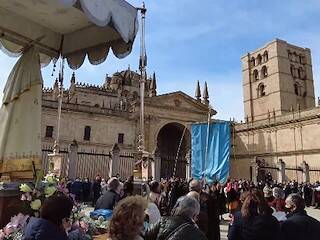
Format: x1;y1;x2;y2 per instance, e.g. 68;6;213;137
257;54;262;65
293;52;298;62
288;50;292;61
297;68;301;79
298;67;306;79
263;51;268;62
290;65;296;78
253;69;259;81
294;82;303;96
261;65;268;78
250;57;256;67
258;83;266;97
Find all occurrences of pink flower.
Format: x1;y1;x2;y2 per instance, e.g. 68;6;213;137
3;226;13;235
0;230;5;239
79;220;89;233
21;194;27;201
22;192;32;202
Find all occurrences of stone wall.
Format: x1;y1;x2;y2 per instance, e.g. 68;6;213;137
231;106;320;182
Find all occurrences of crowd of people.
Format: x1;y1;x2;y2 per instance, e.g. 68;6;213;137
22;174;320;240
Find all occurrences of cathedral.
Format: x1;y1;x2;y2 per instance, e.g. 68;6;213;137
42;39;320;183
42;68;213;179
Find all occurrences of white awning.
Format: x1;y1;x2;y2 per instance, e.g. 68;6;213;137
0;0;138;69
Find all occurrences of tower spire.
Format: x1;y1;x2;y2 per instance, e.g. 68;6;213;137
149;72;157;97
195;80;201;101
202;81;209;106
69;72;76;98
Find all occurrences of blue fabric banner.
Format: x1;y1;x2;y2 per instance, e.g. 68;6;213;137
191;121;231;184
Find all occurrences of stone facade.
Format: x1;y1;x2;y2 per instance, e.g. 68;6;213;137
42;68;213;178
232;39;320;183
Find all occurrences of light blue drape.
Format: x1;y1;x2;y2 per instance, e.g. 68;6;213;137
191;121;231;184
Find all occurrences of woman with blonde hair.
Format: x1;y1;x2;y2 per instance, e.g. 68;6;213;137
107;195;148;240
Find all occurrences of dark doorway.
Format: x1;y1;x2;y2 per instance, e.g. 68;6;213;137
157;123;190;179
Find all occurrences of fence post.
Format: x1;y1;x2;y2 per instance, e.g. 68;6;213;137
251;158;258;185
152;148;161;181
301;161;310;183
185;150;191;181
109;143;120;178
68;140;78;180
277;159;285;183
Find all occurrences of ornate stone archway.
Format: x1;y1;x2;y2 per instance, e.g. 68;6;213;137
156;122;190;178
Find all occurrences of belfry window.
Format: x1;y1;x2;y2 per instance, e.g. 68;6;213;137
290;65;296;78
294;83;299;96
261;66;268;78
257;54;262;65
258;83;266;97
263;51;268;62
253;69;259;81
250;57;256;67
288;50;292;61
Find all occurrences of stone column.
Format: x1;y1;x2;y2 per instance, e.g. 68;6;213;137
251;158;259;185
152;148;161;181
277;159;285;183
68;140;78;180
185;150;191;181
109;143;120;178
301;161;310;183
48;153;63;177
141;153;151;181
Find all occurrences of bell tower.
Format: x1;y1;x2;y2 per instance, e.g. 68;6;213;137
242;39;315;122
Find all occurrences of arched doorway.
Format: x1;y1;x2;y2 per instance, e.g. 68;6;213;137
157;122;191;179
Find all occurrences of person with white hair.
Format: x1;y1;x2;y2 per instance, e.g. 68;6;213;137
95;177;122;210
280;193;320;240
145;196;207;240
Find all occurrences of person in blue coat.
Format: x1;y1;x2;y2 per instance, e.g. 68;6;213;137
23;194;73;240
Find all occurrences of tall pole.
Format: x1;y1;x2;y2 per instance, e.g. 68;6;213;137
53;57;65;154
138;3;147;154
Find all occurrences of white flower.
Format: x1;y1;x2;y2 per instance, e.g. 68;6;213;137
30;199;41;210
45;174;57;184
44;186;56;197
20;184;32;193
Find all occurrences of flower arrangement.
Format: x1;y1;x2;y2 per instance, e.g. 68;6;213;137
0;174;110;240
0;214;28;240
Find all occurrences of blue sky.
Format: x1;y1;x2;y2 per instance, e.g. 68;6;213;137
1;0;320;120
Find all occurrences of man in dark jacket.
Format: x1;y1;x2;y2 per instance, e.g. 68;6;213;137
92;175;102;206
281;193;320;240
189;179;220;240
95;177;121;210
145;196;207;240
